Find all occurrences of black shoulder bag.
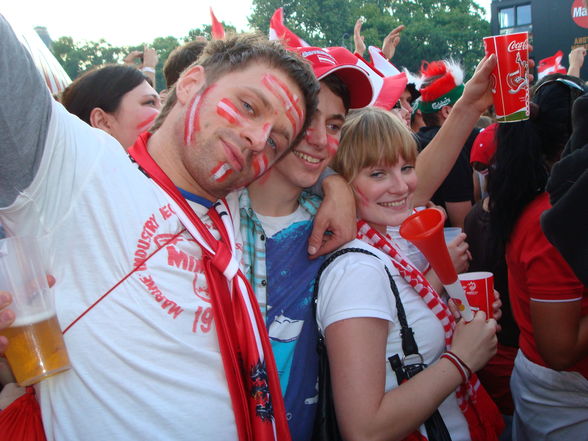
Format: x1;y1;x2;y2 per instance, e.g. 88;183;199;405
311;248;452;441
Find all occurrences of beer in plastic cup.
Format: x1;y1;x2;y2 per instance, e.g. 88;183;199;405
483;32;530;123
458;271;494;319
0;236;70;386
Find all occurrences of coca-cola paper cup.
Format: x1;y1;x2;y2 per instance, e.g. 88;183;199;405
483;32;530;123
458;271;494;319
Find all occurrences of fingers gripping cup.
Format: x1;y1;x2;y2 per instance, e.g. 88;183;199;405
0;236;70;386
483;32;530;123
458;272;494;319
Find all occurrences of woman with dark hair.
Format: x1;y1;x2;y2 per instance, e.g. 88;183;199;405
487;73;588;441
61;64;160;149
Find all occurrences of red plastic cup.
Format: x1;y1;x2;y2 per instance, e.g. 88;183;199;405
458;272;494;319
483;32;530;123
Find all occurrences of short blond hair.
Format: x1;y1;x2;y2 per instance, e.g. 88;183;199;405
332;107;418;183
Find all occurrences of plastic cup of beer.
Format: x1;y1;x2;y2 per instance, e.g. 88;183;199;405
458;271;494;319
483;32;530;123
0;236;70;386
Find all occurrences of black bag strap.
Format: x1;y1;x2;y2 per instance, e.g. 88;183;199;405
312;247;452;441
312;247;419;356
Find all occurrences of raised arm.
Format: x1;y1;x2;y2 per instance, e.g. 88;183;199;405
413;55;495;205
353;19;366;58
567;46;586;79
0;15;52;208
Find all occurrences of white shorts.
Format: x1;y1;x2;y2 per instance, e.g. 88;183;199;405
511;350;588;441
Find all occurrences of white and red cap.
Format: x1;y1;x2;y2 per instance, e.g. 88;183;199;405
332;45;407;111
294;46;374;109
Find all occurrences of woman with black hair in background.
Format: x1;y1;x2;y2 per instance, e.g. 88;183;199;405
61;64;160;150
487;73;588;441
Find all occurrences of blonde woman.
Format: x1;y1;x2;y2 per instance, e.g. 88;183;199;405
316;107;503;441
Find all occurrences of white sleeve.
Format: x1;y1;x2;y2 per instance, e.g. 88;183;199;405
316;253;397;333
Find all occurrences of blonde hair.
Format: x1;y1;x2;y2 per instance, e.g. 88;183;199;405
332;107;418;183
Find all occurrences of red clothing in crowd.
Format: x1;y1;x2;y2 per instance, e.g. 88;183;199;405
507;192;588;378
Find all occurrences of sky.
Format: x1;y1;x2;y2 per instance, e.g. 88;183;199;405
2;1;492;47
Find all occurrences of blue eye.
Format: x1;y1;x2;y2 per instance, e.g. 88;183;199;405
242;101;254;114
401;165;415;173
370;171;384;178
266;137;277;150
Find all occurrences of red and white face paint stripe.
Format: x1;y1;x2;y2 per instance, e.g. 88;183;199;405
252;154;269;179
210;161;234;183
262;74;303;135
216;98;246;126
184;85;215;146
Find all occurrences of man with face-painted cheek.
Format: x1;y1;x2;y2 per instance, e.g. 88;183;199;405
239;46;374;441
0;15;323;441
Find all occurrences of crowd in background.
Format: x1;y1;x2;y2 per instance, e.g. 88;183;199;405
0;7;587;441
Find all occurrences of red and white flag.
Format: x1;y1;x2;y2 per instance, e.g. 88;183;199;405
369;46;401;77
537;50;567;80
268;7;309;48
210;7;225;40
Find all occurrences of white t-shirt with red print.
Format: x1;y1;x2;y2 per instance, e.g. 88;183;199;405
0;100;240;440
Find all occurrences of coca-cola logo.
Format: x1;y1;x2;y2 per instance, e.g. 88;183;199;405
507;40;529;52
572;0;588;29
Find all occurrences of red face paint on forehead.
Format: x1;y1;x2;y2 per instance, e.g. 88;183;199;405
184;84;215;146
210;161;234;183
135;112;158;132
262;74;304;136
216;98;245;126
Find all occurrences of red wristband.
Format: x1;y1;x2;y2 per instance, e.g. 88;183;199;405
445;350;472;378
441;353;468;384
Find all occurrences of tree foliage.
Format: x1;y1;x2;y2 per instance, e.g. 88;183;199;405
49;21;239;91
248;0;490;76
46;1;489;92
51;37;126;80
186;23;237;42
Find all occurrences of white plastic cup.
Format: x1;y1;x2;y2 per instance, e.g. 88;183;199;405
443;227;463;244
0;236;70;386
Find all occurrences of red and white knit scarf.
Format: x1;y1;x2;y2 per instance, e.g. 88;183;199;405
129;133;290;441
357;219;503;441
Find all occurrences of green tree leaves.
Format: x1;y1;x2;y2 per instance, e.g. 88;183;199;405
248;0;490;76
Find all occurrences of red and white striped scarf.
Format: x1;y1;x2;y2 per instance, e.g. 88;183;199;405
129;132;290;441
357;219;503;441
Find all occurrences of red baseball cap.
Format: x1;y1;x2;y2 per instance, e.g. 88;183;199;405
470;123;498;167
294;46;374;109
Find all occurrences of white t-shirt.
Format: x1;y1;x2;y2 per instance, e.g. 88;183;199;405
1;101;239;440
255;204;312;238
316;239;470;441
